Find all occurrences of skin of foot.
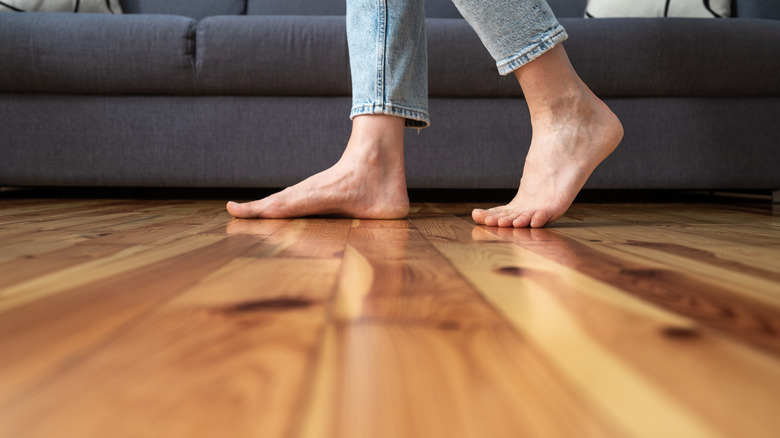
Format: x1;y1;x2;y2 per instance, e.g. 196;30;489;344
226;114;410;220
472;45;624;228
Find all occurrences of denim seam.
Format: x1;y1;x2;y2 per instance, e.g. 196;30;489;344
350;103;431;128
375;0;387;107
495;25;569;76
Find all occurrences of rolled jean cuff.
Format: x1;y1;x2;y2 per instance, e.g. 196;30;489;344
350;103;431;128
496;24;568;76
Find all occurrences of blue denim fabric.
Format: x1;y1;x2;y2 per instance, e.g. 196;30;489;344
452;0;568;75
347;0;567;128
348;0;429;128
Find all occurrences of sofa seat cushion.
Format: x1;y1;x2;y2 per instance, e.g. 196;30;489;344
0;13;197;94
195;15;351;96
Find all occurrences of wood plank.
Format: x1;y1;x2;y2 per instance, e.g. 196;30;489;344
476;224;780;354
237;218;352;259
336;226;505;325
0;201;230;262
298;221;625;438
1;256;340;438
0;235;267;410
1;198;779;438
553;221;780;276
0;242;132;289
415;215;780;438
0;236;218;310
300;324;623;438
0;199;127;220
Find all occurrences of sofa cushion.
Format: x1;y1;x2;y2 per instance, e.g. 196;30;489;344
0;13;197;94
195;15;351;96
118;0;244;20
0;0;121;13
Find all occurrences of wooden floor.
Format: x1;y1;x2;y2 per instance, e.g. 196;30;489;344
1;194;779;438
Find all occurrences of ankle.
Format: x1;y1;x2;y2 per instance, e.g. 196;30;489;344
350;114;405;144
343;115;406;167
528;88;591;125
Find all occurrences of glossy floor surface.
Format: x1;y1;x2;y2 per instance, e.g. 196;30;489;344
1;194;779;438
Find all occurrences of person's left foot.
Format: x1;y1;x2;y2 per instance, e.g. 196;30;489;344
472;91;623;228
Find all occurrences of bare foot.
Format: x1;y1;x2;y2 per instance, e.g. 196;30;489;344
472;93;622;228
473;45;623;228
227;115;410;220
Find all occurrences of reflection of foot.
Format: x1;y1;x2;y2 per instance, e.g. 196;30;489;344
225;218;289;236
226;115;410;220
473;91;623;228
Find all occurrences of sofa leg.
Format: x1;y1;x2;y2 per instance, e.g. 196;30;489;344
773;190;780;204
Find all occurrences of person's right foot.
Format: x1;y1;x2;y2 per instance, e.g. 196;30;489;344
227;115;409;220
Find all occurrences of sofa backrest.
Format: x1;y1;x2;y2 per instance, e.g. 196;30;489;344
117;0;587;19
244;0;464;18
735;0;780;19
546;0;588;17
118;0;778;20
242;0;588;18
119;0;245;19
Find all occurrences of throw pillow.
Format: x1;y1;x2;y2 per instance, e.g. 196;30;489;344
585;0;731;18
0;0;122;13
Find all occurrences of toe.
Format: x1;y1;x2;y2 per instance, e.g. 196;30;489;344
497;213;518;228
484;212;503;227
481;207;520;227
472;208;488;224
530;210;550;228
226;201;246;218
227;200;266;219
512;212;533;228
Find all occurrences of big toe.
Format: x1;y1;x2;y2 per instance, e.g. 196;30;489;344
472;208;489;224
474;207;509;226
227;201;263;218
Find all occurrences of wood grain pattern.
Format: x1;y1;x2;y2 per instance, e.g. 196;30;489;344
1;196;779;438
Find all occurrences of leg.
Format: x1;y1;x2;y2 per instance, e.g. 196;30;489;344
227;0;428;220
452;0;623;228
473;44;623;227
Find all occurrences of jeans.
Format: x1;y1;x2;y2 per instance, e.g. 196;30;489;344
347;0;568;128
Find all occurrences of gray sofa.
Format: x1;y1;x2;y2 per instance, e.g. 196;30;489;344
1;0;779;194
